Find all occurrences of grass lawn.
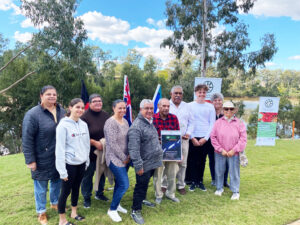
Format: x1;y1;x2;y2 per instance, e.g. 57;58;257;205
1;139;300;225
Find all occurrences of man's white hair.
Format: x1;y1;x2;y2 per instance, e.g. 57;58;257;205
170;85;183;94
140;99;153;109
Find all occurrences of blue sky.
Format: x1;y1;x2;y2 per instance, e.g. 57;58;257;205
1;0;300;70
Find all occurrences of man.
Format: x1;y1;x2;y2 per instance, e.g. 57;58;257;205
166;86;194;195
128;99;163;225
186;84;216;192
81;94;110;208
153;98;180;204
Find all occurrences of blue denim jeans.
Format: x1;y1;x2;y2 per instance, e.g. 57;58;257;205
215;153;240;193
33;178;61;214
81;160;106;201
109;162;129;210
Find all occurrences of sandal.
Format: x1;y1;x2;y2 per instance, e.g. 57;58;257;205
73;215;85;221
64;222;76;225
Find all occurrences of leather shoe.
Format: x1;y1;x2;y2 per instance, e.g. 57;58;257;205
177;188;186;195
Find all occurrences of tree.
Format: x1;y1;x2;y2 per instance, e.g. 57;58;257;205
0;0;87;94
162;0;277;77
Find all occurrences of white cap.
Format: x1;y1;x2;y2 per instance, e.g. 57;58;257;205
223;101;235;108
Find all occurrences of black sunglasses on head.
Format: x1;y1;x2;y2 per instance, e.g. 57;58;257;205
224;108;235;111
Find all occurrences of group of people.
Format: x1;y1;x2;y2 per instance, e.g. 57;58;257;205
22;84;247;225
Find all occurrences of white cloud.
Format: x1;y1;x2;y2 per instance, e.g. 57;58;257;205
265;62;276;66
80;11;130;45
146;18;166;29
81;11;174;65
0;0;13;10
248;0;300;21
14;31;32;43
21;18;33;28
20;18;49;29
288;55;300;60
0;0;22;15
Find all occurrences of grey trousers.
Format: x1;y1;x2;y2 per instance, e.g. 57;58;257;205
153;161;179;198
215;153;240;193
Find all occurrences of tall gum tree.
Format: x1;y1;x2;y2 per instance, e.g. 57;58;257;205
161;0;278;77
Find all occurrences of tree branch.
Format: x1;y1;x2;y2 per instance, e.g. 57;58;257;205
0;48;60;95
0;71;36;95
0;43;33;73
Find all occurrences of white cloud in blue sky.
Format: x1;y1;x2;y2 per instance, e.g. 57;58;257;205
288;55;300;60
13;31;32;43
249;0;300;21
1;0;300;70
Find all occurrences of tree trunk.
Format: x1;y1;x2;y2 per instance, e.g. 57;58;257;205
200;0;207;77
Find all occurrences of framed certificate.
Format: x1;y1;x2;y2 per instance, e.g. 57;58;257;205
161;130;182;161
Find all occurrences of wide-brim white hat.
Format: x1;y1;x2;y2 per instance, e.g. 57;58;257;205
223;101;235;108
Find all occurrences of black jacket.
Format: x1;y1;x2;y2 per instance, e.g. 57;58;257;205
22;104;65;180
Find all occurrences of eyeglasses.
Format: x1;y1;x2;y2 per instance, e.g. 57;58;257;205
143;107;154;111
224;108;235;111
91;100;102;103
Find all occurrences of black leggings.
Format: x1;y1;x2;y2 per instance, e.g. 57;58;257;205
58;163;86;214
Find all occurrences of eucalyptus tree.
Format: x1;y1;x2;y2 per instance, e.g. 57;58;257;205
0;0;88;94
161;0;278;77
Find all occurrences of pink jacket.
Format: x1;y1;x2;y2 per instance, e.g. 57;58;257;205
210;117;247;155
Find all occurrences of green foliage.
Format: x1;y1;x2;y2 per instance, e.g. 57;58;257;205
247;107;258;139
21;0;87;58
162;0;277;76
277;96;294;138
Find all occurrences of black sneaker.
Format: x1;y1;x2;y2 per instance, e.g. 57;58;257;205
95;194;109;202
224;182;230;188
83;199;91;208
142;200;156;208
131;210;145;224
189;182;196;192
198;182;207;191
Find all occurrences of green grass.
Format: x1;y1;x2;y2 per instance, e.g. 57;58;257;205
1;140;300;225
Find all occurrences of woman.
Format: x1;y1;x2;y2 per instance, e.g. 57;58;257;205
104;99;130;222
211;93;229;188
210;101;247;200
186;84;216;192
56;98;90;225
22;85;65;225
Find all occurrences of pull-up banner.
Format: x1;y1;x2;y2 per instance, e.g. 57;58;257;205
256;97;280;146
194;77;222;101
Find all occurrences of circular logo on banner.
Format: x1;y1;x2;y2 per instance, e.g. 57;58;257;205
264;99;273;108
204;81;214;93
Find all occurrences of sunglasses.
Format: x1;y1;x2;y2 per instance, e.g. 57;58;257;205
224;108;235;111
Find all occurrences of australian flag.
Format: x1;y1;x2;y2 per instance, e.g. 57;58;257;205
123;75;132;126
152;84;162;113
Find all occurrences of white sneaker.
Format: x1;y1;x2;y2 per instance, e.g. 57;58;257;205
214;189;224;196
107;209;122;222
117;204;127;214
231;193;240;200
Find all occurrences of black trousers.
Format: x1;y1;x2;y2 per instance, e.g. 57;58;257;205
58;163;86;214
186;138;214;184
132;169;154;211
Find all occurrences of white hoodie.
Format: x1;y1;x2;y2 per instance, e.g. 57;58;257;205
55;117;90;179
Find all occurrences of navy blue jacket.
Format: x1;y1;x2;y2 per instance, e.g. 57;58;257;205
22;104;65;180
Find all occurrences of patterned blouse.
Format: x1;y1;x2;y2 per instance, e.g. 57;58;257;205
104;117;129;167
